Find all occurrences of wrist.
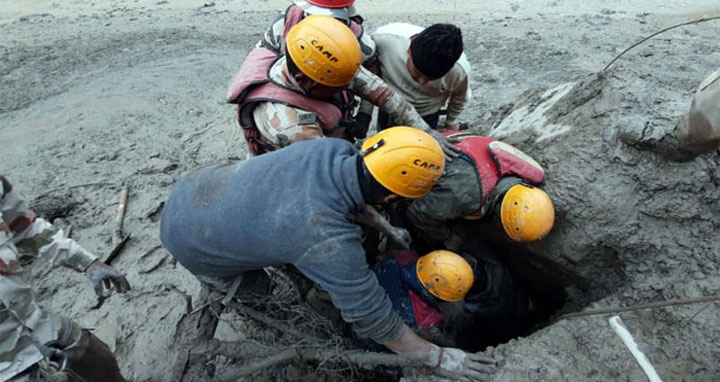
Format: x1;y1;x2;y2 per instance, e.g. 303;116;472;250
424;344;443;368
434;347;444;369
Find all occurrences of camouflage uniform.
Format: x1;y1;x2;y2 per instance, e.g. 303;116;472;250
0;176;123;382
248;56;433;150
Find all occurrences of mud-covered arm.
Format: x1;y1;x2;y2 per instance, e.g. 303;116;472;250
356;50;382;117
295;236;404;343
445;74;470;127
385;325;496;380
0;176;97;272
355;206;411;249
350;66;430;130
350;67;460;158
406;190;462;243
406;161;480;243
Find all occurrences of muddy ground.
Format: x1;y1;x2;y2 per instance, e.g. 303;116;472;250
1;0;719;381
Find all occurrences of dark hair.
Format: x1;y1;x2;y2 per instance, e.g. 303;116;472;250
409;24;463;79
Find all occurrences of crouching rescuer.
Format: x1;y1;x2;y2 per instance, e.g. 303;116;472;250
227;14;459;157
160;127;495;380
406;131;555;250
0;175;130;382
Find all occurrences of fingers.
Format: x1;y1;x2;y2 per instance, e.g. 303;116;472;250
468;353;496;364
462;368;493;381
442;143;460;159
113;276;132;293
443;150;455;162
467;361;495;375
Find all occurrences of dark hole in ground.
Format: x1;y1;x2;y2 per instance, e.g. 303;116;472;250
356;226;572;381
370;212;576;357
449;235;568;352
359;210;576;357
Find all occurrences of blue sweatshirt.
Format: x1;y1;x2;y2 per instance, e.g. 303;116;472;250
160;139;404;343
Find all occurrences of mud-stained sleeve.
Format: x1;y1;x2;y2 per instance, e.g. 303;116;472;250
253;101;325;145
0;177;97;272
350;67;432;132
407;161;482;242
446;73;469;126
260;16;285;52
406;187;462;243
294;235;404;343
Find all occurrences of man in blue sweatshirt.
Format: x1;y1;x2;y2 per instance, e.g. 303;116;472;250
160;127;495;380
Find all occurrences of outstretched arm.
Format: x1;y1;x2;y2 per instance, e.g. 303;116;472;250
385;324;496;381
355;206;411;249
350;67;460;159
1;176;130;295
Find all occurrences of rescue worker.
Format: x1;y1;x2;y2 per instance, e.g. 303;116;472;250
405;131;555;251
370;246;530;350
0;176;130;382
673;66;720;158
227;15;459;157
360;23;471;131
368;250;473;348
160;127;495;381
259;0;375;63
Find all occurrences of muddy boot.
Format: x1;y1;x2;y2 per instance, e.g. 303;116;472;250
306;286;345;332
60;329;127;382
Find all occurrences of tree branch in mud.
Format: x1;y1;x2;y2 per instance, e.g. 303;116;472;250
218;346;423;381
227;301;325;343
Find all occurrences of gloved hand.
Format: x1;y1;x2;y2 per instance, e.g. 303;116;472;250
388;226;412;249
348;112;372;139
85;260;131;297
427;129;461;161
434;348;496;382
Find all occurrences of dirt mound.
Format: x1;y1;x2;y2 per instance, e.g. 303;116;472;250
2;1;719;381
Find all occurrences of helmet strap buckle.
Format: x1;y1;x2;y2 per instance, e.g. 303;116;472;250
360;139;385;157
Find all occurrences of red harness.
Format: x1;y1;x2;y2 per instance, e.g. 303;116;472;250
442;131;545;218
226;47;350;154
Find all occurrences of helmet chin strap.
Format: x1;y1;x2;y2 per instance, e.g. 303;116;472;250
288;73;320;96
288;73;310;96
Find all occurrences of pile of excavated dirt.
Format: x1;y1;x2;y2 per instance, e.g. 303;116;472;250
2;1;719;381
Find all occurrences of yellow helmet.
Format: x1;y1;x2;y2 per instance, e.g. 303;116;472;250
416;250;474;302
286;14;362;87
361;126;445;198
500;184;555;242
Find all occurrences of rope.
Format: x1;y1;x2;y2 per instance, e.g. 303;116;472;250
557;294;720;321
602;16;720;72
